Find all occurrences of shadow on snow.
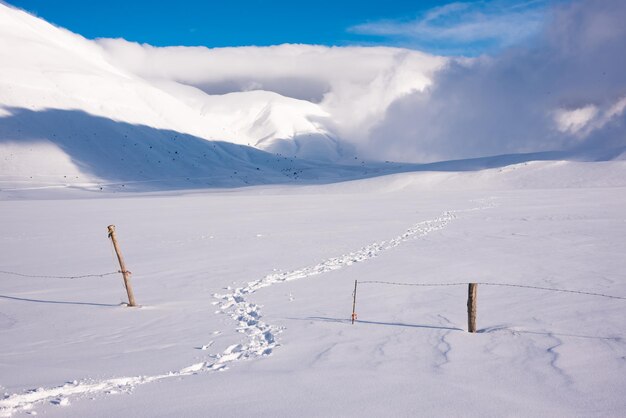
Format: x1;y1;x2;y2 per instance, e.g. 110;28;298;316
1;106;623;192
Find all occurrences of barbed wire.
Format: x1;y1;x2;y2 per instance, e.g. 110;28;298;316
360;281;468;287
358;280;626;300
0;270;121;280
2;269;622;300
477;282;626;300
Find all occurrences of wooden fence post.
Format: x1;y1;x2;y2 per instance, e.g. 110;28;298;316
351;280;358;324
467;283;477;333
107;225;137;307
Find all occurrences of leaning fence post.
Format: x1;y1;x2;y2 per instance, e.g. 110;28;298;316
351;280;358;324
107;225;137;307
467;283;477;333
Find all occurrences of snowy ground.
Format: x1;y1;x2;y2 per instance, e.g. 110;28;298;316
1;162;625;417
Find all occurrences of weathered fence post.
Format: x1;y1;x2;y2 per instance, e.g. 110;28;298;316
107;225;137;307
351;280;358;324
467;283;477;332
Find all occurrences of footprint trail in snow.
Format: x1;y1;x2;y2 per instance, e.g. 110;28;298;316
0;201;493;417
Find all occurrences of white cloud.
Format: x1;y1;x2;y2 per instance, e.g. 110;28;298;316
554;105;598;134
554;97;626;139
349;0;547;53
606;97;626;121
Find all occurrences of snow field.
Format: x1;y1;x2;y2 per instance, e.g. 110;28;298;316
1;168;625;416
0;191;482;415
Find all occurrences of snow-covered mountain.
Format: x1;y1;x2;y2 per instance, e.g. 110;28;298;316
2;1;624;192
0;3;354;190
150;81;346;159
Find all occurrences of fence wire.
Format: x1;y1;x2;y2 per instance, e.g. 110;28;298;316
358;280;626;300
0;270;120;280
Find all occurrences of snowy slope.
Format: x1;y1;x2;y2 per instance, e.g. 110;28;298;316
0;3;208;133
151;81;345;160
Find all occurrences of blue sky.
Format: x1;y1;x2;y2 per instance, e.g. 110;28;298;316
9;0;548;55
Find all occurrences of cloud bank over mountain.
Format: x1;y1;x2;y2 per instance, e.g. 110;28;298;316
97;0;626;163
97;40;446;153
1;0;625;170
